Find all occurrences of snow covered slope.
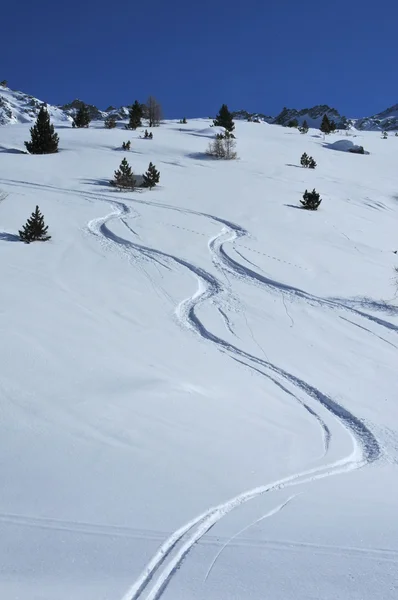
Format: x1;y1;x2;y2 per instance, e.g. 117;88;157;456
0;85;71;125
1;115;398;600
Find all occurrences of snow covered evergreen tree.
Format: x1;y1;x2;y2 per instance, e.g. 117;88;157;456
110;158;136;190
19;206;51;243
213;104;235;132
24;105;59;154
142;162;160;189
126;100;143;130
72;103;91;128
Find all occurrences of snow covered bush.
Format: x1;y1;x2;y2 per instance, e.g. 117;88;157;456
207;131;237;160
300;153;316;168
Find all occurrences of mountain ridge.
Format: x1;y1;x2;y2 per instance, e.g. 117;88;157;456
0;83;397;130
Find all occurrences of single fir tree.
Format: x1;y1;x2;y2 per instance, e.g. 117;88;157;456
72;103;91;128
142;162;160;190
126;100;143;130
308;157;317;169
320;114;332;135
19;205;51;243
299;120;309;134
110;158;136;190
301;188;322;210
213;104;235;132
300;152;310;167
24;105;59;154
104;114;117;129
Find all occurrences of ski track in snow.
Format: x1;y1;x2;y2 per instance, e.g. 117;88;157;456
1;178;387;599
84;194;382;600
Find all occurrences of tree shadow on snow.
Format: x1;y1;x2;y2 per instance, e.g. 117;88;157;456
0;146;28;154
284;204;305;210
186;152;215;161
285;163;302;168
0;232;20;242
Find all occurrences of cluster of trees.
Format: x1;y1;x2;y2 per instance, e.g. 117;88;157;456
300;152;316;169
207;104;237;159
110;158;160;190
301;189;322;210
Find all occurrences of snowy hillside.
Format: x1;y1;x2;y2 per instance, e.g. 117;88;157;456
1;109;398;600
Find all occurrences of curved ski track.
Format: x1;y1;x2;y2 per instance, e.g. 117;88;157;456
84;194;383;600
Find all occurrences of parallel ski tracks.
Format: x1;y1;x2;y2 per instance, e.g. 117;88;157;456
3;179;387;599
85;195;382;600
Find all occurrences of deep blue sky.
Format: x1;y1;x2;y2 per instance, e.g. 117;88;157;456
1;0;397;118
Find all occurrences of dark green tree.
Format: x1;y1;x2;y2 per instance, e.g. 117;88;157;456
72;103;91;128
24;106;59;154
122;141;131;150
299;120;309;134
126;100;143;130
301;189;322;210
19;206;51;243
287;118;299;128
213;104;235;132
110;158;136;190
142;162;160;190
320;114;332;135
105;114;117;129
300;152;310;167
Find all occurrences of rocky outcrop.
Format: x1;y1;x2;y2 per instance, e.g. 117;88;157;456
273;105;351;129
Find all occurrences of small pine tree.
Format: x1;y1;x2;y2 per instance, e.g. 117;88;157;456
320;114;332;135
110;158;136;190
25;106;59;154
19;205;51;243
382;131;388;139
287;118;299;128
300;152;310;167
301;188;322;210
213;104;235;132
127;100;143;130
142;162;160;189
105;114;117;129
308;157;317;169
299;120;309;134
122;141;131;150
73;103;91;128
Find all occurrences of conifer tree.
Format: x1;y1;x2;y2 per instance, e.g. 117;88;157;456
110;158;136;190
19;206;51;243
24;106;59;154
300;152;309;167
299;120;309;134
105;114;117;129
126;100;143;129
72;103;91;128
320;114;332;135
301;189;322;210
142;162;160;190
213;104;235;132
